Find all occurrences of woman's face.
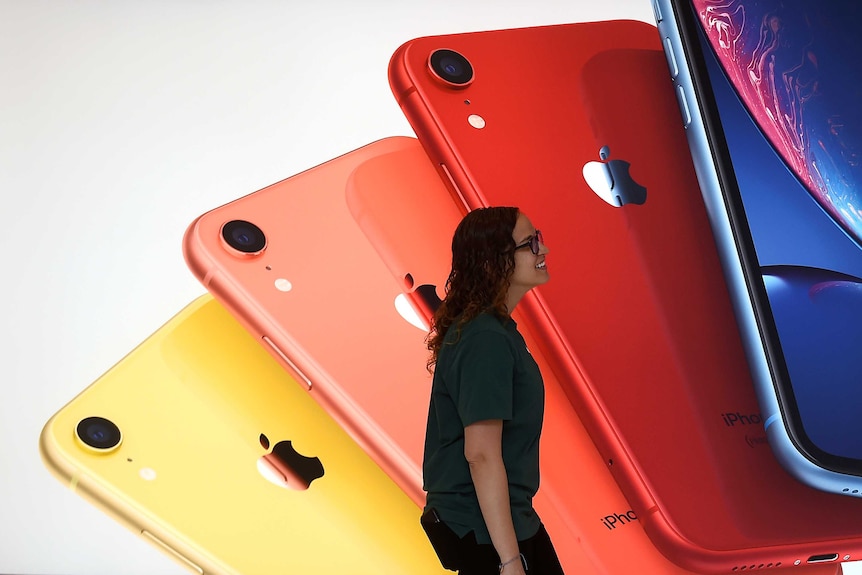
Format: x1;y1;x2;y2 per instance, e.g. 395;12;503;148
508;213;549;297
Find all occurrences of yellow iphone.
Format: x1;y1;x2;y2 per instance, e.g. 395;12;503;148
39;294;446;575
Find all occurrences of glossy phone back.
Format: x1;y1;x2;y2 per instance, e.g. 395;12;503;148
346;140;848;575
347;140;700;575
389;23;862;573
39;295;447;575
183;137;606;573
577;46;862;570
183;138;432;506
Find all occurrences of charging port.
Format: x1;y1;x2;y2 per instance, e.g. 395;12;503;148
807;554;839;563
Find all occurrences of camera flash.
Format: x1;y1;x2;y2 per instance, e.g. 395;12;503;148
274;278;292;292
468;114;485;129
139;467;157;481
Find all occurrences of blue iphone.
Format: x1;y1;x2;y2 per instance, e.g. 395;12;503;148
654;0;862;496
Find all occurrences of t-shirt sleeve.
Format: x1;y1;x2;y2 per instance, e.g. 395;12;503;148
446;330;514;427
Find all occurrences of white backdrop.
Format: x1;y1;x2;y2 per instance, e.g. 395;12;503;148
1;1;859;574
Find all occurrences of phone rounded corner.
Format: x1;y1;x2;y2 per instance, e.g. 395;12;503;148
38;416;77;488
635;507;763;574
750;378;838;492
764;423;862;499
386;40;415;104
37;416;58;466
181;216;215;288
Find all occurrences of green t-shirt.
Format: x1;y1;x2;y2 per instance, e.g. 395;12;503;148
423;312;544;545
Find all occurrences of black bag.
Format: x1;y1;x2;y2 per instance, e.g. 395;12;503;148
420;507;462;571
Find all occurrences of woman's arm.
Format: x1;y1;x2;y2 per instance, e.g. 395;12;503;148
464;419;527;574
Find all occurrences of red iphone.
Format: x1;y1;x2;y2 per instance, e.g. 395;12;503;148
388;22;862;573
347;139;706;575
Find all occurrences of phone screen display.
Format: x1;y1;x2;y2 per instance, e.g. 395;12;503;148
689;0;862;465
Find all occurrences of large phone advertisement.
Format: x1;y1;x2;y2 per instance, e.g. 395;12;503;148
4;1;862;574
1;2;664;575
692;0;862;464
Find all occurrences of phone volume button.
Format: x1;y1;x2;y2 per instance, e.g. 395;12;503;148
262;335;313;390
675;85;692;128
663;37;679;78
141;530;204;575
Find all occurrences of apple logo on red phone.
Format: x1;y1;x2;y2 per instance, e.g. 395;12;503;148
256;433;324;490
582;145;647;207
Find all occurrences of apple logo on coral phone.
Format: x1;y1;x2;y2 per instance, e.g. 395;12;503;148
582;145;647;207
256;433;324;490
394;276;443;332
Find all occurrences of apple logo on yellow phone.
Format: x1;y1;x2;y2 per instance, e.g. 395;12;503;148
582;145;647;207
256;433;324;490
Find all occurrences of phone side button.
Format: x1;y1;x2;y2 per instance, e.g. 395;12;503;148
262;335;313;390
663;37;679;78
652;0;663;22
675;85;692;128
439;163;469;210
141;530;204;575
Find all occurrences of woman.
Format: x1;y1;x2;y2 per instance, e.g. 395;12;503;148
422;207;564;575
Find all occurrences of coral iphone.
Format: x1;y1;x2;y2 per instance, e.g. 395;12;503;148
389;21;862;573
183;138;431;506
39;295;447;575
182;137;605;573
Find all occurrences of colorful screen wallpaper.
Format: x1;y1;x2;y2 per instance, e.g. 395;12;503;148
695;0;862;243
694;0;862;460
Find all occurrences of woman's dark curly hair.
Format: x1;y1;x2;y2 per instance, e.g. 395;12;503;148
426;206;520;372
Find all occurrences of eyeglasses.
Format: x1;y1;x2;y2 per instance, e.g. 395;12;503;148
513;230;543;255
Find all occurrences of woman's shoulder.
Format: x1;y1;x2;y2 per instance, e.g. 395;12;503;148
438;313;516;367
455;312;511;339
